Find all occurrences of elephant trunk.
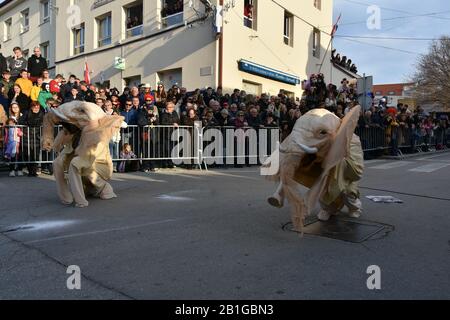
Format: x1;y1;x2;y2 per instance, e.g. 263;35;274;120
42;112;60;152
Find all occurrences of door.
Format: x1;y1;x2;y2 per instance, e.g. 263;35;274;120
158;68;182;89
124;75;141;88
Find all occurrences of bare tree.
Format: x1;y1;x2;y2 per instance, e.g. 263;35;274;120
412;36;450;107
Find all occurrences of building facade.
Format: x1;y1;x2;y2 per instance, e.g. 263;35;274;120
0;0;57;74
373;83;417;109
1;0;356;97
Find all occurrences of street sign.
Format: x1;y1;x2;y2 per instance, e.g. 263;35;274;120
114;57;126;70
357;75;373;110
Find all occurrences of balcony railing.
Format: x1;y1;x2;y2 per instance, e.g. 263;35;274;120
244;17;253;29
161;12;183;28
98;36;112;47
126;24;143;38
74;44;85;55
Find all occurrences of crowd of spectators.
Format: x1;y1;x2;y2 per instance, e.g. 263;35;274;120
332;49;358;74
161;0;184;18
358;102;450;155
0;45;448;176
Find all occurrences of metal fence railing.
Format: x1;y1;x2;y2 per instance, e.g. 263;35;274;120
1;125;449;167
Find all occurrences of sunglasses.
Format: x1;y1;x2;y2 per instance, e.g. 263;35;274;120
126;103;132;106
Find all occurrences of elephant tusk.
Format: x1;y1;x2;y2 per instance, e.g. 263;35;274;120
296;142;318;154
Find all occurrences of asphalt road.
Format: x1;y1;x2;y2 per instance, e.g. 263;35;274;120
0;152;449;299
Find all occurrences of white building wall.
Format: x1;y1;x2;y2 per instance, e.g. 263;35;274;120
0;0;57;72
54;0;217;90
221;0;335;96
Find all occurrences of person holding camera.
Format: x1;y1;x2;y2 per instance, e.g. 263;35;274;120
138;95;160;172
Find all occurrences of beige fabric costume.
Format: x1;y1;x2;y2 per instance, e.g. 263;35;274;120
265;106;364;232
42;101;125;207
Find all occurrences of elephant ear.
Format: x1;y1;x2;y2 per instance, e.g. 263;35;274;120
305;105;362;213
75;115;125;157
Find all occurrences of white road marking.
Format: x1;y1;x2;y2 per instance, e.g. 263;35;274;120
364;160;386;165
416;153;450;160
408;163;450;173
368;161;413;170
24;219;179;244
7;220;79;231
156;195;194;201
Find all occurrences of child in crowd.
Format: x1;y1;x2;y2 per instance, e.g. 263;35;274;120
118;143;139;173
4;118;23;177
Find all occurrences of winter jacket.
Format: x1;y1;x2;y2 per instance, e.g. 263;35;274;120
160;110;180;125
15;78;33;96
9;92;30;111
7;56;27;79
4;126;23;158
38;91;53;110
1;79;14;98
79;89;96;103
0;54;8;75
30;85;42;102
27;54;48;78
120;109;138;125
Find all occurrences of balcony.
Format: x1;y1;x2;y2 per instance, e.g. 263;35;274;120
98;37;112;47
74;45;85;55
126;24;143;38
161;11;183;28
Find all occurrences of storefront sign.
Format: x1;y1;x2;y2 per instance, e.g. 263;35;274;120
238;59;300;85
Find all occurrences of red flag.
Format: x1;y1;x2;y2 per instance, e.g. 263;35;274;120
84;61;90;84
331;13;341;38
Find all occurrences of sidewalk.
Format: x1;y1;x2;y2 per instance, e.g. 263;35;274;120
381;147;450;160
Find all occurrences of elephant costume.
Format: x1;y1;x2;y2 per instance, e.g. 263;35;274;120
42;101;126;207
265;106;364;232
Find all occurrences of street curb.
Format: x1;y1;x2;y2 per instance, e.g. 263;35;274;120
381;148;450;160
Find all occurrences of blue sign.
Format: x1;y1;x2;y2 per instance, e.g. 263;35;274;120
238;59;300;85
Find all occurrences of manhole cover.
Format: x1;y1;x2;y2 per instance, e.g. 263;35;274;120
283;216;393;243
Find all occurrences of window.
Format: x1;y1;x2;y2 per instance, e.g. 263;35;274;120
312;28;321;58
244;0;257;30
4;18;12;41
97;14;112;47
40;42;50;65
283;11;294;46
314;0;321;10
242;80;262;96
161;0;184;28
73;23;85;55
126;1;143;38
41;0;50;23
388;91;396;95
21;9;30;33
375;91;382;95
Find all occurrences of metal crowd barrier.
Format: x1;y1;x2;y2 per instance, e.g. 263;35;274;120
201;126;280;166
1;125;448;166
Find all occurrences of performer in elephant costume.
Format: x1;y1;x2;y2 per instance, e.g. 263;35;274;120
42;101;126;207
265;105;364;232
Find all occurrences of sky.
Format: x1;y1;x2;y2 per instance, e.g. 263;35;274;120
331;0;450;84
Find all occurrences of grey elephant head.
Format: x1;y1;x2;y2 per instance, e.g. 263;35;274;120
280;108;344;159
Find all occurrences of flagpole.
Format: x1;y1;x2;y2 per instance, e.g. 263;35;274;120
318;38;332;74
318;13;341;74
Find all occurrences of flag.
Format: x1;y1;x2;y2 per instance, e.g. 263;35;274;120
84;61;90;84
331;13;341;38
